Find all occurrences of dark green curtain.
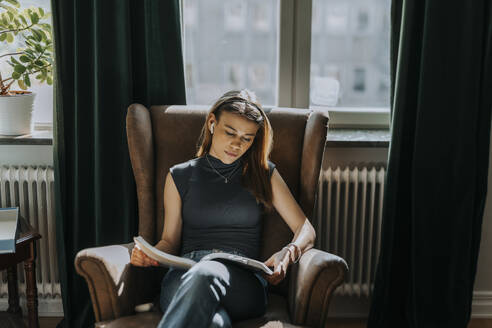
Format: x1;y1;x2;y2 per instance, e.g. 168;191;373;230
51;1;185;327
368;1;492;327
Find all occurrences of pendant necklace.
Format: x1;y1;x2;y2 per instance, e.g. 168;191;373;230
205;154;241;183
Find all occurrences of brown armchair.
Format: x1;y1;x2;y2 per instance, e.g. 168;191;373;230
75;104;348;328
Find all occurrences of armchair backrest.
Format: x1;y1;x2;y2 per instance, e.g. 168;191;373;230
127;104;328;265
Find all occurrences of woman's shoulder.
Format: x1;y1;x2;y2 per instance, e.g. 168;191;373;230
170;157;200;169
168;157;202;199
169;157;201;175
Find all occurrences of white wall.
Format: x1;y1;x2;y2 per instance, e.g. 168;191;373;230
0;145;53;166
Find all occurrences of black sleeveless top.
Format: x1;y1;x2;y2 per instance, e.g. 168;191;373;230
169;154;276;259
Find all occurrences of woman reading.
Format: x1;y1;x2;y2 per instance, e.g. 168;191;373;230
130;89;316;328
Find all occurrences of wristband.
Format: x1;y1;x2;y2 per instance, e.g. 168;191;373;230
283;243;301;263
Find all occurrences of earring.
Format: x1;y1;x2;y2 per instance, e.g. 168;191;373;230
210;123;214;134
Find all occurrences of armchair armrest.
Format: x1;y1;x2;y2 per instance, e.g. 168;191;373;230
288;248;348;327
75;242;165;322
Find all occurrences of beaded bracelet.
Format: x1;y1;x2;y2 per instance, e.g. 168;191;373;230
282;243;302;264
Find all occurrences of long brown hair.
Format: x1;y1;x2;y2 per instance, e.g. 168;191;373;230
196;90;275;212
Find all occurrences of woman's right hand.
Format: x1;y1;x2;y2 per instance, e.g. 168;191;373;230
130;246;159;267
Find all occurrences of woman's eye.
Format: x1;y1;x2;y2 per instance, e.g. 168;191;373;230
226;131;251;142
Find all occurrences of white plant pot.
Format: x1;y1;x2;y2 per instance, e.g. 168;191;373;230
0;92;35;136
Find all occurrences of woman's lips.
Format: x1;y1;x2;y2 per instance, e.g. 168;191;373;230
225;151;238;157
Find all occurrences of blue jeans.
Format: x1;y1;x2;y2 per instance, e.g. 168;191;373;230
158;249;268;328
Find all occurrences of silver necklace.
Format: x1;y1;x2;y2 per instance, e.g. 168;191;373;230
205;154;241;183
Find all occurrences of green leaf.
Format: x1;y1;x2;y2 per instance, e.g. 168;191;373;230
18;79;27;90
14;64;26;74
19;55;30;63
30;13;39;25
34;60;44;67
32;29;42;41
12;71;20;80
6;32;13;43
34;43;42;52
38;7;44;17
0;33;6;41
24;74;31;87
5;0;20;8
19;14;27;25
5;6;17;15
47;76;52;85
38;29;46;40
11;57;20;65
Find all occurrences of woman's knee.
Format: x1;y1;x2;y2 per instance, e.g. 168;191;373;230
179;261;231;301
183;260;230;285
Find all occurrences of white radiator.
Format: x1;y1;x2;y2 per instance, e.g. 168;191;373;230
0;165;62;315
314;165;386;298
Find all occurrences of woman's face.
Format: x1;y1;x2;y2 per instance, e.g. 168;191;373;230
208;111;260;164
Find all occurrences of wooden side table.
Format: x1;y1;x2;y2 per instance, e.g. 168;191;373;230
0;215;41;328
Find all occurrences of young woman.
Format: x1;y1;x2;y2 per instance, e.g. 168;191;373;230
130;89;316;328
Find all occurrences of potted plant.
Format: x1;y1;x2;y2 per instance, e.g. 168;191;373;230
0;0;53;136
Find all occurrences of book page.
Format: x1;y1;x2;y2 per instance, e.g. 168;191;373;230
201;252;273;275
0;208;18;240
134;236;197;270
0;207;19;254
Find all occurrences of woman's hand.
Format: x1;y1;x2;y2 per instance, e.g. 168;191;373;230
263;247;292;285
130;246;159;267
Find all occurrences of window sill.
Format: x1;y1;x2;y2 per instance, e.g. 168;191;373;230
311;106;391;129
326;128;390;148
0;124;53;145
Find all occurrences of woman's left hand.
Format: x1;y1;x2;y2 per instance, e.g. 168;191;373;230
263;247;292;285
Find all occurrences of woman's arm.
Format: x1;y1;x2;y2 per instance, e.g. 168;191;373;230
131;171;183;266
263;168;316;284
156;172;183;254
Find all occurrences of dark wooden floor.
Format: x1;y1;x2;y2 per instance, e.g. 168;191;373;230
36;317;492;328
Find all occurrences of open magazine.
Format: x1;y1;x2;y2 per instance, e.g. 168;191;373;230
134;236;273;275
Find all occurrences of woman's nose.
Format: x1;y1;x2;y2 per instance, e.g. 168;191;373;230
231;139;241;149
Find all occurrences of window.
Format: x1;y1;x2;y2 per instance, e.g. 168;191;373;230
310;0;390;108
182;0;279;106
0;0;53;125
181;0;391;128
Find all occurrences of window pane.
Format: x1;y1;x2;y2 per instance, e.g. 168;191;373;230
183;0;279;106
0;0;53;123
310;0;390;108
